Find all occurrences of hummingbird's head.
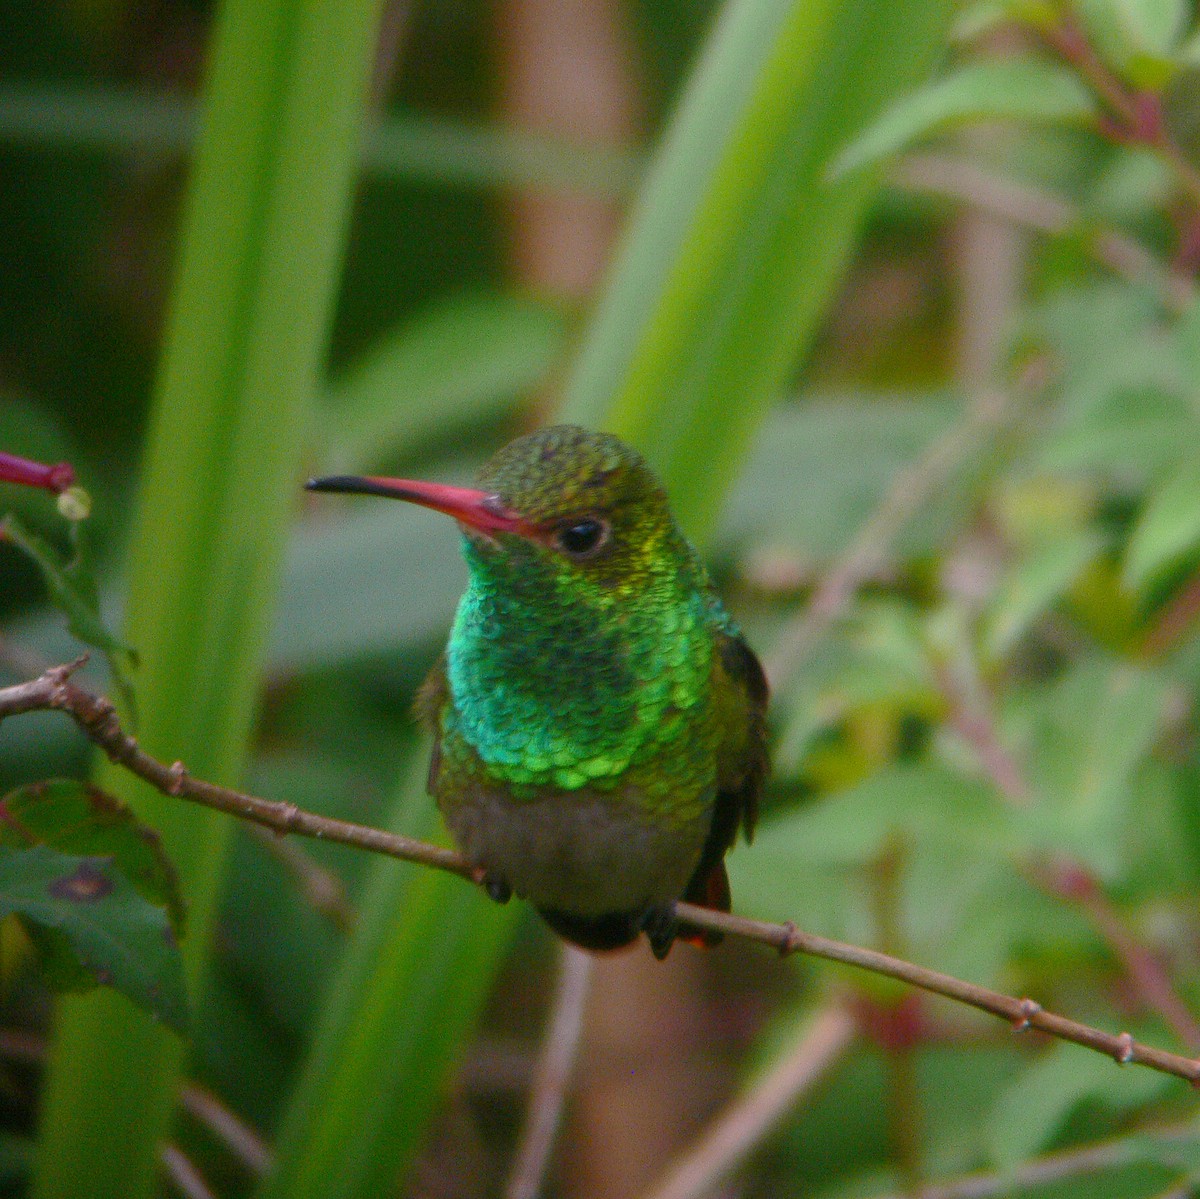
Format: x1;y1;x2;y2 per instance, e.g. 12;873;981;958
306;425;686;589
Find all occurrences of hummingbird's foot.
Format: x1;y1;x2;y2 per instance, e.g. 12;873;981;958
639;903;679;960
482;873;512;904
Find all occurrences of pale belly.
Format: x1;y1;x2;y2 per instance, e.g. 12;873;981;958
438;785;714;916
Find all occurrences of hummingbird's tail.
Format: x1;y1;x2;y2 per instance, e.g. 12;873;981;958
536;906;643;953
676;861;730;950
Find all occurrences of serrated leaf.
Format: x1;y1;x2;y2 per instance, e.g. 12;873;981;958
833;57;1096;176
0;845;187;1033
1;512;137;709
988;1041;1174;1169
982;530;1107;660
1124;459;1200;590
0;780;184;936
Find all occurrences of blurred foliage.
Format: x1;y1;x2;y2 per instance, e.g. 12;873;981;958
4;1;1200;1198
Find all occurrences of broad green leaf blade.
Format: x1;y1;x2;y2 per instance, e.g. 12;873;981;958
1124;459;1200;590
0;846;187;1034
265;4;956;1197
321;291;568;472
272;502;467;672
562;0;956;539
31;0;386;1196
833;57;1097;177
0;780;184;935
257;756;519;1199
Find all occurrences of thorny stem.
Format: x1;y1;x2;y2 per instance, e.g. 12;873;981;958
3;661;1200;1087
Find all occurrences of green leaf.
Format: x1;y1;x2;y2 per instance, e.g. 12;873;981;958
982;530;1108;660
320;292;568;472
988;1041;1174;1169
31;0;389;1195
722;395;963;559
1036;388;1198;480
1078;0;1188;85
1018;659;1170;877
0;846;187;1034
832;57;1097;177
1;514;136;707
731;764;1012;935
1124;458;1200;590
0;781;183;936
561;0;957;538
952;0;1060;41
274;491;466;673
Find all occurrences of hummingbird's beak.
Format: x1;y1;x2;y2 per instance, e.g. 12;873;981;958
305;475;529;536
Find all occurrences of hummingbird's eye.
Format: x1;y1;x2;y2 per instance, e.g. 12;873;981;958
555;517;610;558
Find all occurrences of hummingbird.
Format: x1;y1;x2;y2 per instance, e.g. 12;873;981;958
306;425;768;958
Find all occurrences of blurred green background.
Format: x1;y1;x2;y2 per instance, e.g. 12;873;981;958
5;0;1200;1197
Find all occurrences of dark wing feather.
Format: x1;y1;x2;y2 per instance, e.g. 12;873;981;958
413;654;450;795
678;630;769;945
714;628;769;843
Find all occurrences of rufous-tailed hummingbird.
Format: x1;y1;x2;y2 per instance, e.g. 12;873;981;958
307;425;768;958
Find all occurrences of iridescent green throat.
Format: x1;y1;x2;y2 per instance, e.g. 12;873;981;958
445;532;715;792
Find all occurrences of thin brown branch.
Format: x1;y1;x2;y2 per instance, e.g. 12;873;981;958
641;1003;857;1199
161;1145;218;1199
504;945;594;1199
893;154;1194;313
4;662;1200;1087
180;1082;272;1176
0;658;475;882
678;905;1200;1084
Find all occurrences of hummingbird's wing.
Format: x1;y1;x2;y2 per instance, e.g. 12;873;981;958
413;653;450;794
713;628;769;843
678;629;769;945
